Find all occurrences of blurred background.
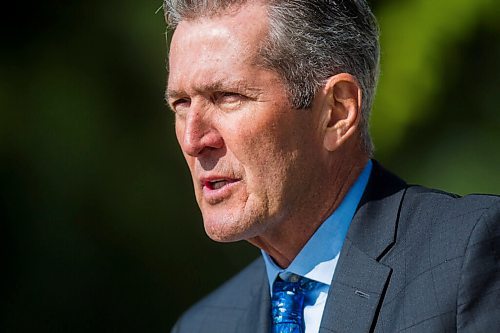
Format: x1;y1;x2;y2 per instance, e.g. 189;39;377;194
1;0;498;331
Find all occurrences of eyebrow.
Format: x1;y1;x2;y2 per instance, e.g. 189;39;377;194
165;89;185;101
166;79;262;101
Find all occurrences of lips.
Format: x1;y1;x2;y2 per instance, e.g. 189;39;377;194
200;176;241;203
203;178;239;190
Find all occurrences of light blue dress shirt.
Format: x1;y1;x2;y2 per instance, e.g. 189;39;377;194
262;160;372;333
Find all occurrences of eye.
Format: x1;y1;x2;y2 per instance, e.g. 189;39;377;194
219;92;241;102
214;92;245;110
170;98;191;115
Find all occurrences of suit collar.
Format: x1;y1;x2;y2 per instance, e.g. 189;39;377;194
320;161;407;332
346;160;407;259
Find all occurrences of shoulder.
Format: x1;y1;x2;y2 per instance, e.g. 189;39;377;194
375;185;499;331
392;185;499;274
402;185;499;232
404;184;499;209
370;161;499;220
358;161;499;258
402;187;500;330
171;258;266;333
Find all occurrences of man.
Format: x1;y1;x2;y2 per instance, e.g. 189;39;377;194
164;0;500;332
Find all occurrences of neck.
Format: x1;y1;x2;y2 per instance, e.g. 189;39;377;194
249;152;369;268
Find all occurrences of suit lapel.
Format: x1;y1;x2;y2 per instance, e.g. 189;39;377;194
238;261;271;333
319;239;392;332
320;161;407;333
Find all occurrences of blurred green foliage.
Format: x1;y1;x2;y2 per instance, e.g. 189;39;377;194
373;0;500;195
1;0;498;331
374;0;496;150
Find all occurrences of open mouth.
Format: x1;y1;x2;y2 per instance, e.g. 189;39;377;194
204;179;238;190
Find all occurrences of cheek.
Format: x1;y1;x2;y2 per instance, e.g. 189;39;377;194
232;126;296;197
243;120;318;200
174;118;185;145
175;121;199;190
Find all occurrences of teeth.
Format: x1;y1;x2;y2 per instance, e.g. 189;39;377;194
211;180;227;190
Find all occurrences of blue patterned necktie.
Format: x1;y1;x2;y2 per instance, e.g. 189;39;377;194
271;274;316;333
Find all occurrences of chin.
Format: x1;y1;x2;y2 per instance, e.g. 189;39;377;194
202;212;263;243
203;225;246;243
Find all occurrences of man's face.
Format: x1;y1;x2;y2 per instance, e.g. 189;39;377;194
167;3;327;242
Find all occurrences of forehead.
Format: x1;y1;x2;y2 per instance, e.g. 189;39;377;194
167;2;270;92
169;1;269;47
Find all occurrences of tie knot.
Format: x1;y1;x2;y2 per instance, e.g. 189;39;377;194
273;274;315;294
271;274;317;333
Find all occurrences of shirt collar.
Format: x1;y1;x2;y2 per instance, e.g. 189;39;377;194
262;160;372;289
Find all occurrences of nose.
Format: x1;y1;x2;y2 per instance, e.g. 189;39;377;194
178;106;224;157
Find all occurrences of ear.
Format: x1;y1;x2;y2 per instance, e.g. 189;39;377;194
321;73;362;152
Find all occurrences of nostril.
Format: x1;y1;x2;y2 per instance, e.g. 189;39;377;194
183;127;224;157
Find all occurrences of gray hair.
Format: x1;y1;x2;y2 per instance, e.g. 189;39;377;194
164;0;379;155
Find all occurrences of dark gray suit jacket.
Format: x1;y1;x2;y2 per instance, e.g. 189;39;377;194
172;162;500;332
